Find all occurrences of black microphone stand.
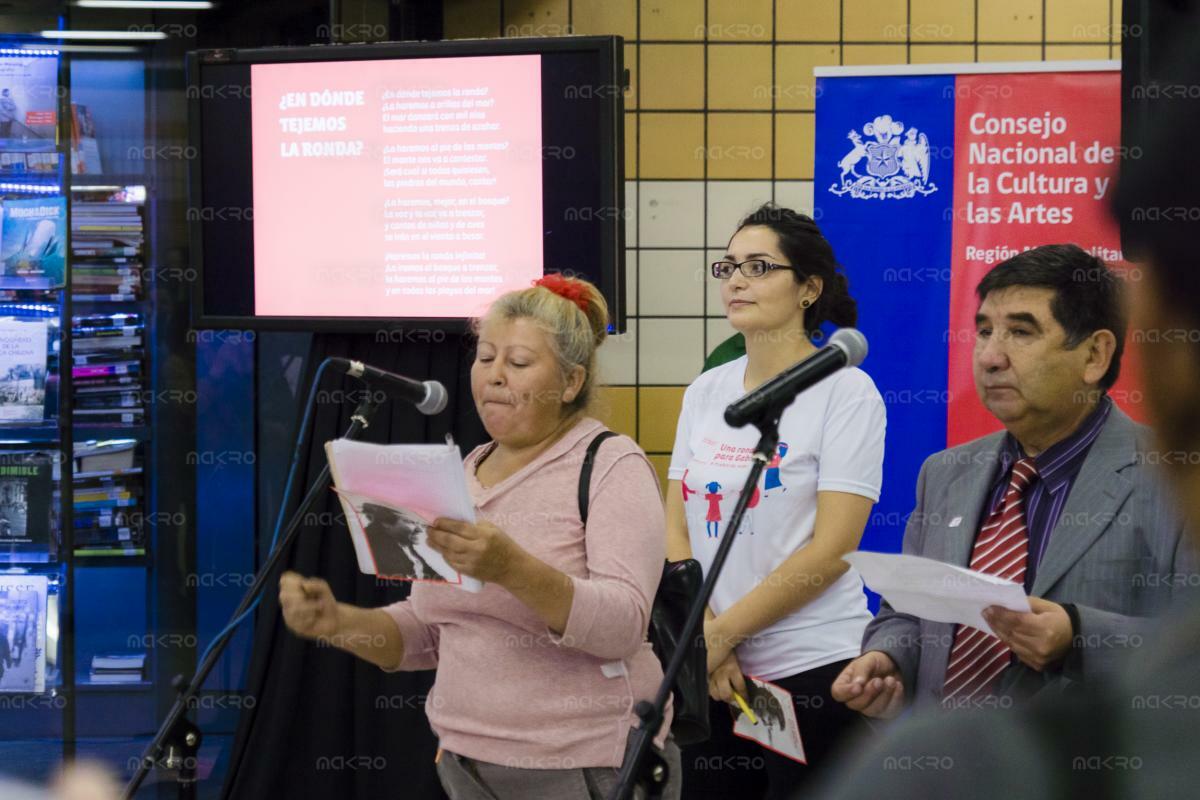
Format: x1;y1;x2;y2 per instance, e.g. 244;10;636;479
609;405;784;800
123;360;380;799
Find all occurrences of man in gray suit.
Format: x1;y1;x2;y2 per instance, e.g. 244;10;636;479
831;244;1192;718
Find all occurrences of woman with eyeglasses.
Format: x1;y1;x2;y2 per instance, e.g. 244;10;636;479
667;204;886;798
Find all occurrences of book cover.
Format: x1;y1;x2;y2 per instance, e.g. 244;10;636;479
0;573;48;692
0;317;48;421
0;53;58;154
0;454;54;563
0;197;66;288
0;153;25;173
69;103;102;175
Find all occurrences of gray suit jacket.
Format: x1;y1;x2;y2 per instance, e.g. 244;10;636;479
862;405;1196;708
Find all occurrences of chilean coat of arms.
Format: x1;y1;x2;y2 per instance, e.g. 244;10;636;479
829;114;937;200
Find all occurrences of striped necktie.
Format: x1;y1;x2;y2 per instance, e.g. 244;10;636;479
942;456;1038;707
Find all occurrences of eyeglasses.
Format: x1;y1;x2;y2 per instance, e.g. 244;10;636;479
710;259;801;280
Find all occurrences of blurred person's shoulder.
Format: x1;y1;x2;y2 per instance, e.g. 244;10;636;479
0;777;47;800
813;701;1061;800
819;605;1200;800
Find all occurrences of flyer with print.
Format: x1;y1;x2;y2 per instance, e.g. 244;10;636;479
731;675;806;764
325;438;482;592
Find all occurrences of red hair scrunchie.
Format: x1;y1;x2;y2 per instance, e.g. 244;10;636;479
533;273;590;315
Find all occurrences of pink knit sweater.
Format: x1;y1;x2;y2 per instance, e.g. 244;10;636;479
381;417;672;768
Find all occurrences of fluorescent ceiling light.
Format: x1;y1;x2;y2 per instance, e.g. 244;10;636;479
39;44;142;53
39;29;168;40
76;0;214;8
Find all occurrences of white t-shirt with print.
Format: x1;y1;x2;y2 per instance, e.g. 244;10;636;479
668;355;886;680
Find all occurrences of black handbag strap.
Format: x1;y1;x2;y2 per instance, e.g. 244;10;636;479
578;430;619;526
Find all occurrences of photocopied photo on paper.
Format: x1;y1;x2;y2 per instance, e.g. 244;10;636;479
325;438;483;592
731;676;806;764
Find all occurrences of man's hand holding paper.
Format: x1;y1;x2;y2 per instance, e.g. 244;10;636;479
842;551;1031;635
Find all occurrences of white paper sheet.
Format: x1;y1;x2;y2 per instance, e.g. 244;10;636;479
843;551;1031;634
326;439;482;592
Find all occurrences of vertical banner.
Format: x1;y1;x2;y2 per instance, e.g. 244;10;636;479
815;64;1134;566
814;74;955;558
947;71;1141;443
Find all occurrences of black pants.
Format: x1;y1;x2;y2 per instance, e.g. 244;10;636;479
678;659;869;800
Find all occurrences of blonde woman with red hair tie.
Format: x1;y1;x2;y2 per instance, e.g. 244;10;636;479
279;274;680;800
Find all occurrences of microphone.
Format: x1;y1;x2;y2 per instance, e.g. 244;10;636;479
723;328;868;428
328;358;448;415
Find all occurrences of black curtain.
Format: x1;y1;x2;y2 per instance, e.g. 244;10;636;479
221;331;487;799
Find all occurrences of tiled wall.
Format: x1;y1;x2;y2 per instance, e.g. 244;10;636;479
443;0;1123;488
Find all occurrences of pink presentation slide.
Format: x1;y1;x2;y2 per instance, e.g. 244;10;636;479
250;55;544;318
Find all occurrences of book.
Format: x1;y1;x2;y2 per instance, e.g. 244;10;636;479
69;103;102;175
74;361;141;377
70;193;144;302
0;453;53;563
0;53;58;154
75;527;141;548
91;652;145;671
325;438;482;591
74;440;137;472
0;153;25;173
73;335;142;351
75;486;139;502
0;197;66;288
72;409;144;425
75;546;143;557
86;671;144;684
73;440;144;557
74;466;142;481
0;317;48;422
0;573;48;692
72;294;140;303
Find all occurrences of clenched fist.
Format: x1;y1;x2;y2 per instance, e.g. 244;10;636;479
279;571;340;640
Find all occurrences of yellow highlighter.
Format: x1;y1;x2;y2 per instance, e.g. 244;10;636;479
731;691;759;725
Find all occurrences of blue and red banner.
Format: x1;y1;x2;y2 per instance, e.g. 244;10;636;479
814;65;1139;562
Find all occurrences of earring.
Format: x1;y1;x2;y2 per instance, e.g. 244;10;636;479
801;299;811;308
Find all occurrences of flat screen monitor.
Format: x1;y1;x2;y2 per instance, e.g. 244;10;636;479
187;36;625;331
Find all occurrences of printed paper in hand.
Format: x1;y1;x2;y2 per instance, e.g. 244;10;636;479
732;676;806;764
843;550;1031;634
325;439;482;592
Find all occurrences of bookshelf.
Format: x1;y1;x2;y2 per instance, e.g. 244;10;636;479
0;46;73;764
0;41;163;782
